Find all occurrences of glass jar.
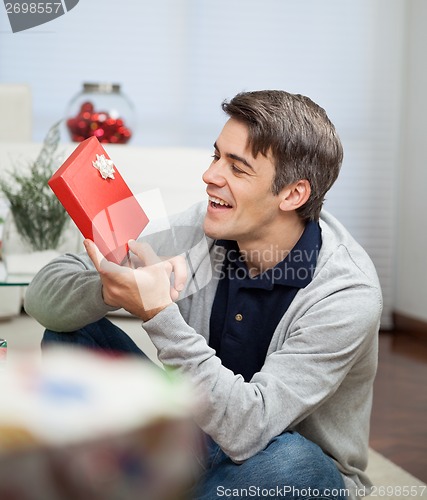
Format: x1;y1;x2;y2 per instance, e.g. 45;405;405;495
66;83;135;144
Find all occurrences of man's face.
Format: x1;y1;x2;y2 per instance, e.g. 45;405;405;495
202;118;284;247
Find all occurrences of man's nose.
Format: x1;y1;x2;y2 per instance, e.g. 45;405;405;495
202;160;226;186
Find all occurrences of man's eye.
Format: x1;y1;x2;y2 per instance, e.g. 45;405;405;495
211;153;220;162
231;164;244;174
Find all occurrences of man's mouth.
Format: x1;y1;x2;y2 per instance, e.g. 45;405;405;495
208;195;232;209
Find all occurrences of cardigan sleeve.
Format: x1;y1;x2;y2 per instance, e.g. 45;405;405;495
24;202;209;332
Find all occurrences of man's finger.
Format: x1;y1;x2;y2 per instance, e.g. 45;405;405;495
128;239;161;267
84;239;102;272
83;239;122;274
169;255;187;293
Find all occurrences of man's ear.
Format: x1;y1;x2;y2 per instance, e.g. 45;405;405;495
279;179;311;212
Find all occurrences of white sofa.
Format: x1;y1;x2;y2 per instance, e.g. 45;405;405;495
0;142;210;216
0;84;32;142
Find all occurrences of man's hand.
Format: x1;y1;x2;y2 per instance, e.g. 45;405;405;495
84;239;187;321
127;239;187;301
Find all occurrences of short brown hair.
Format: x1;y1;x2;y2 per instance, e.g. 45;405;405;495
222;90;343;221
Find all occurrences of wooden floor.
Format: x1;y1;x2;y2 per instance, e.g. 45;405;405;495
369;330;427;483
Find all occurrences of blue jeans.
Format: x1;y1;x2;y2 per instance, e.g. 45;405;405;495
194;433;347;499
42;319;347;500
42;317;147;357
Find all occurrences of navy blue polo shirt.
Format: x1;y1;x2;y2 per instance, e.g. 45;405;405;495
209;221;322;382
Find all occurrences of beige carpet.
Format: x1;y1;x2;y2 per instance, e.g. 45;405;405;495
1;314;426;498
366;449;426;498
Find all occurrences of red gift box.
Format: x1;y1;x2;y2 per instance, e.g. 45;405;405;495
49;137;149;264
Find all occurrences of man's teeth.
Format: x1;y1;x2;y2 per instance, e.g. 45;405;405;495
209;196;230;207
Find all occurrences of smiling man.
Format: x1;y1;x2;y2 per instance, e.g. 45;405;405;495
25;90;382;500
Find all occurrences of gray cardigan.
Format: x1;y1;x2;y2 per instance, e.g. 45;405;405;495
25;202;382;499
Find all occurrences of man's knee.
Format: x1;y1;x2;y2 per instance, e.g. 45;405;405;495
235;432;346;498
42;331;97;356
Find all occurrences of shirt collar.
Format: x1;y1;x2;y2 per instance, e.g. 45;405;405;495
215;220;322;290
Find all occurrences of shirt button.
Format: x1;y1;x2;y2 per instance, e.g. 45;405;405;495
235;313;243;321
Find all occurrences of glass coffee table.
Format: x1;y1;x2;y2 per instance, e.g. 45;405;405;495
0;261;33;287
0;261;32;320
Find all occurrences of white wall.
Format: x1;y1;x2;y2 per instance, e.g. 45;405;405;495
0;0;417;327
395;0;427;323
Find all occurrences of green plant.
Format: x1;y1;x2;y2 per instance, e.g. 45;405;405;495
0;122;68;251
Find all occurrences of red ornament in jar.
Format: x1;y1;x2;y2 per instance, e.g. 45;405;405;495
66;83;135;144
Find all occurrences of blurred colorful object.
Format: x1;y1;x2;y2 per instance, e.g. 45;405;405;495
0;339;6;368
0;347;202;500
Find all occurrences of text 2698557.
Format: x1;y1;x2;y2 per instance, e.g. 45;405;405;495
5;3;62;15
